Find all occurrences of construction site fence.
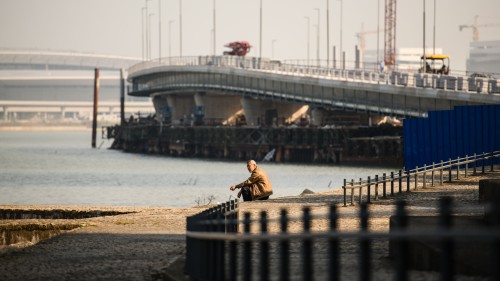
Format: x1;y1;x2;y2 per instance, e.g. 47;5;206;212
342;151;500;207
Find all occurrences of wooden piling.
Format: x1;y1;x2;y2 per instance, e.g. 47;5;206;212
92;68;99;148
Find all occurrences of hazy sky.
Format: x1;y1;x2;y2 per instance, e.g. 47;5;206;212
1;0;499;71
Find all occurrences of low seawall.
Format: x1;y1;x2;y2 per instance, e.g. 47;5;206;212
0;209;132;248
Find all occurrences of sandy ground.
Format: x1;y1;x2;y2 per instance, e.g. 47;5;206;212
0;170;498;281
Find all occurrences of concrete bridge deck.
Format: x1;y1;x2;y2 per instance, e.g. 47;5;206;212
126;56;500;127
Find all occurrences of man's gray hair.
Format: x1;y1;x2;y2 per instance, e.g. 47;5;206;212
247;159;257;165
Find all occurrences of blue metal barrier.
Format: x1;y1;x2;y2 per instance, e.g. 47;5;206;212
404;104;500;170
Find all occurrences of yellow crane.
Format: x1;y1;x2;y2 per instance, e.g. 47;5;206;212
459;15;500;42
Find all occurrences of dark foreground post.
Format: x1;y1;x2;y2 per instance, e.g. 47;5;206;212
394;200;408;281
360;203;370;281
260;211;269;281
280;209;289;281
92;68;99;148
440;197;453;281
329;205;340;281
302;207;312;281
243;213;252;281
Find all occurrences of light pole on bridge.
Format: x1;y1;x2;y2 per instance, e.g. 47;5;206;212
259;0;263;59
169;20;174;58
272;39;276;58
305;16;310;66
315;8;320;67
213;0;216;56
179;0;183;57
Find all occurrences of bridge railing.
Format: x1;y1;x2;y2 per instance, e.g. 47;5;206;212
128;56;500;95
342;151;500;206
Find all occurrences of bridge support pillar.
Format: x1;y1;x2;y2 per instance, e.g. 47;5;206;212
310;108;325;126
153;95;171;123
241;98;309;126
2;106;8;121
166;95;195;125
194;93;204;107
240;98;263;126
193;93;241;125
60;107;66;120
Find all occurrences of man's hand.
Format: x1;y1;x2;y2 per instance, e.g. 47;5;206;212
229;185;237;191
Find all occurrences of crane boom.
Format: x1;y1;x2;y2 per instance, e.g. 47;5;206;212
459;15;500;42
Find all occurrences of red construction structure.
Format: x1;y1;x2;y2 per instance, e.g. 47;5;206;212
384;0;397;66
223;41;252;56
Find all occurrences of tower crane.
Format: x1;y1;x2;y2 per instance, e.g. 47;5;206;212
384;0;397;66
355;23;384;57
459;15;500;42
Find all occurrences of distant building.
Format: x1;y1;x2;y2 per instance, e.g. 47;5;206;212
363;47;443;72
466;40;500;76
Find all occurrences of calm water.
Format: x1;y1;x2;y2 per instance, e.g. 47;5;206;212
0;130;395;207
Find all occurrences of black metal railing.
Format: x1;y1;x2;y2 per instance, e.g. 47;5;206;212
186;199;239;281
342;151;500;206
185;195;500;281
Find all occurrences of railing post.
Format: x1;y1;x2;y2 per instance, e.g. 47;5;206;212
464;155;468;177
440;160;444;185
329;205;340;281
491;151;495;172
398;170;403;193
358;178;362;205
367;176;371;204
360;203;371;281
414;166;419;190
482;152;486;174
383;173;387;198
351;179;355;206
215;211;224;281
456;156;460;180
473;153;477;174
423;164;427;189
406;170;410;192
302;207;313;281
394;200;408;281
431;162;435;187
374;175;379;200
448;158;453;182
491;189;500;281
260;211;269;281
343;179;347;207
391;171;395;196
229;213;237;281
439;197;454;281
280;209;289;281
243;212;252;281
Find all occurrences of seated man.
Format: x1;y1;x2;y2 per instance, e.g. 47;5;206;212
229;160;273;201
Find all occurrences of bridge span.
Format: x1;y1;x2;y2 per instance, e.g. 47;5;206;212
127;56;500;127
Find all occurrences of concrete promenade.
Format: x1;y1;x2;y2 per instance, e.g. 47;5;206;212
0;171;498;281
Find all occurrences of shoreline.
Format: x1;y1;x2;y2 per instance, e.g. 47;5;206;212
0;125;92;132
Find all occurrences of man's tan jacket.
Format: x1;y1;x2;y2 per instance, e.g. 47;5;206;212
235;166;273;200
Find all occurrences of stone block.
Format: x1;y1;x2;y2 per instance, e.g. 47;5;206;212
478;179;500;204
389;215;494;276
